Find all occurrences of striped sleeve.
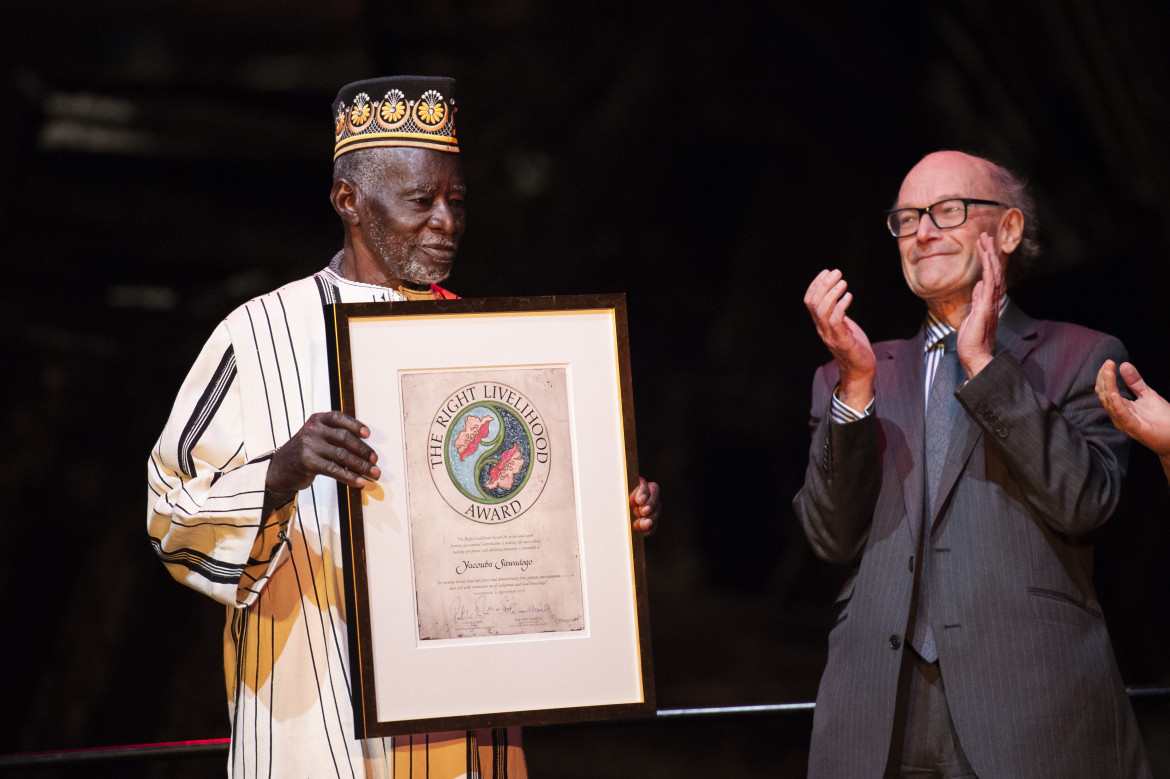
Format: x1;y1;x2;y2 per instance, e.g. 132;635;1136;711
147;320;290;607
830;390;874;423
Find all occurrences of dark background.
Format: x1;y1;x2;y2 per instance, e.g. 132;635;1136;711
3;1;1170;776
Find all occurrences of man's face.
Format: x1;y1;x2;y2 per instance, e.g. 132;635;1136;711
895;151;1006;305
357;147;467;286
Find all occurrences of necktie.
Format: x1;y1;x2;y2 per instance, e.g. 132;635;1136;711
912;332;963;662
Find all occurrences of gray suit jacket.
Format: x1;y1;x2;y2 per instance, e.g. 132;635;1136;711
794;302;1150;778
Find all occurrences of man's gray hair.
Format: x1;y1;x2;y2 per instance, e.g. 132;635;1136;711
985;158;1041;283
333;147;390;194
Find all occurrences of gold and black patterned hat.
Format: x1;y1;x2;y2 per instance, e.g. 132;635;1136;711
332;75;458;160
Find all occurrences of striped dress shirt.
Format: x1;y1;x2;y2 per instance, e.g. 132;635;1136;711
829;296;1010;423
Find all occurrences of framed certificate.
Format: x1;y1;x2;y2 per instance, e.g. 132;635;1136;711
326;294;655;738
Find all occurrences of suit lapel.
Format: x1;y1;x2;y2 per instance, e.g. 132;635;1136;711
878;332;927;547
927;299;1039;530
997;298;1040;367
929;402;979;529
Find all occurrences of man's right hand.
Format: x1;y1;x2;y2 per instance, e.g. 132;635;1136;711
804;269;876;410
265;411;381;503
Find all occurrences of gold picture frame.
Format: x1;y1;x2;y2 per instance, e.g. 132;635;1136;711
326;294;655;738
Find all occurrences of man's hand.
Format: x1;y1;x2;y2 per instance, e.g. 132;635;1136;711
266;411;381;503
1097;361;1170;477
630;476;660;537
804;269;876;410
956;232;1003;378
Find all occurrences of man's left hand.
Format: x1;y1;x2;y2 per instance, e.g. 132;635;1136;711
957;232;1004;378
630;476;661;537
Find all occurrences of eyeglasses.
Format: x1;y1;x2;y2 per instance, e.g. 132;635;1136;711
885;198;1008;237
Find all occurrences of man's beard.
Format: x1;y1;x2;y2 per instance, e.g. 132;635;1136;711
392;246;453;285
366;218;454;286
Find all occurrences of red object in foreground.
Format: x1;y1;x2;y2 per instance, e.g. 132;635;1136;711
0;738;231;767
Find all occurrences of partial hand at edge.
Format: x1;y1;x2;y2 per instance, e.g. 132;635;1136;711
630;476;661;537
1096;360;1170;461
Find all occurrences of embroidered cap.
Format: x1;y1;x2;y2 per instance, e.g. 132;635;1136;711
332;75;458;160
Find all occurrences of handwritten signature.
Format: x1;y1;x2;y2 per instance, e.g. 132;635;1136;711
451;595;552;623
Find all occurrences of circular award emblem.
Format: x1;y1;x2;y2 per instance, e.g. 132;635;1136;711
429;382;551;523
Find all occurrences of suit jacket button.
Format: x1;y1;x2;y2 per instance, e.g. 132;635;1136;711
908;555;915;572
889;635;901;649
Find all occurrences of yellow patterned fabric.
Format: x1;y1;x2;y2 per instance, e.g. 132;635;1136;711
391;727;526;778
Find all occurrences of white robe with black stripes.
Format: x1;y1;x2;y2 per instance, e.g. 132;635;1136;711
147;257;524;778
